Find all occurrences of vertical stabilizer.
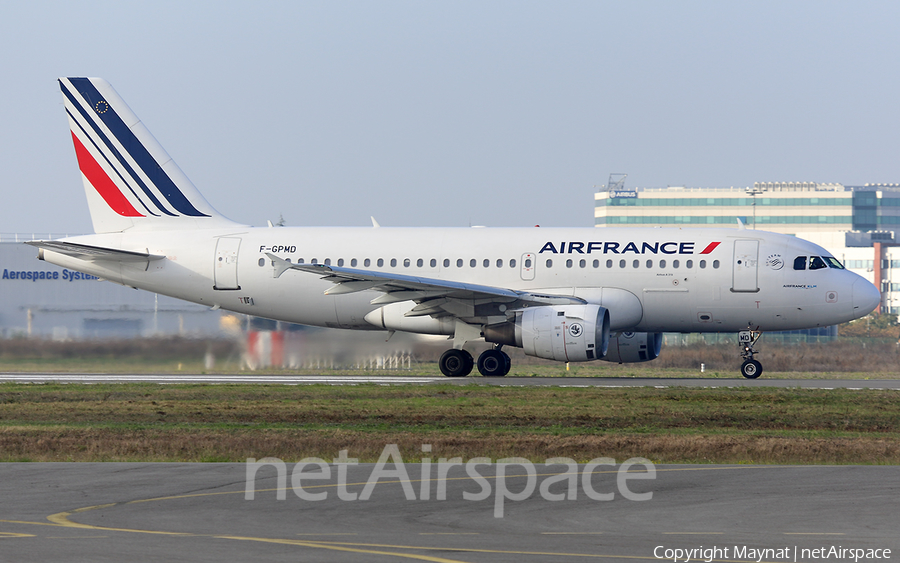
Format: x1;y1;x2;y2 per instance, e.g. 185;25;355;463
59;77;239;233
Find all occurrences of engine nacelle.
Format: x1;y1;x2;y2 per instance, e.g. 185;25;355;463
484;304;610;362
602;332;663;363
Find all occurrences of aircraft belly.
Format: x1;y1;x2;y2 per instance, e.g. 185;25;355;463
639;288;692;332
334;292;381;329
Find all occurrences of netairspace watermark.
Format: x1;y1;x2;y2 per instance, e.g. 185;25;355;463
245;443;656;518
654;545;892;563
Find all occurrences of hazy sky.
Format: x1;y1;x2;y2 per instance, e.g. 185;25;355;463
2;1;899;234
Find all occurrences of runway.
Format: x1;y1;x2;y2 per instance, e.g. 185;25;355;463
0;463;895;562
1;372;899;389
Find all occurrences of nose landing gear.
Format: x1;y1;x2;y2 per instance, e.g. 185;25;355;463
739;327;763;379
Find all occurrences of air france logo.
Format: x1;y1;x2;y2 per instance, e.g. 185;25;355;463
539;241;720;255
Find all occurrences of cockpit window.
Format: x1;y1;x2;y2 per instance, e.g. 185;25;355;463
794;255;842;271
809;256;827;270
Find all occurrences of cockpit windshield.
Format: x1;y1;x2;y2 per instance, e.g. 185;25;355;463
793;255;845;271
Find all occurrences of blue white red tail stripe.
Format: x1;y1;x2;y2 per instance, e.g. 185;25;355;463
64;100;161;217
60;77;210;219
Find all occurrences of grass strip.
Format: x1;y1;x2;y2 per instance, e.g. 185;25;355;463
0;383;897;464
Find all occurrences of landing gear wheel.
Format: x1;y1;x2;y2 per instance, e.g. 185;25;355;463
477;349;509;377
737;327;764;379
740;359;763;379
440;349;474;377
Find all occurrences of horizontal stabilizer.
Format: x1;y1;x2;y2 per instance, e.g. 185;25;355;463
26;240;165;263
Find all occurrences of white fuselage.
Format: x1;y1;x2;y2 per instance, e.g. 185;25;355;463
40;226;879;335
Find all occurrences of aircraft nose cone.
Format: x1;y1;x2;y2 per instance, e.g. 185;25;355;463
852;278;881;316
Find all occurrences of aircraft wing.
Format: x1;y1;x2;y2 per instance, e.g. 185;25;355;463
266;253;583;316
25;241;166;263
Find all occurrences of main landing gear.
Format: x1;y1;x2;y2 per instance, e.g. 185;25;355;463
738;327;763;379
439;347;511;377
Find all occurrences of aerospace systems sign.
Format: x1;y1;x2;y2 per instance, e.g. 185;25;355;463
2;268;99;282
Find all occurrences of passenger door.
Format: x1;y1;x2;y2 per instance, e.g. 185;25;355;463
214;237;241;290
732;239;759;293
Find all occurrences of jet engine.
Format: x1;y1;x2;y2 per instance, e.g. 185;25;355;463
601;332;663;363
483;304;610;362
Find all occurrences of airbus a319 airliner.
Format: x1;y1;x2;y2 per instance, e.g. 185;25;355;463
29;78;881;378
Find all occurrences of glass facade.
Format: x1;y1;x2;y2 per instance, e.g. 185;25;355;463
604;215;851;225
594;185;870;232
599;197;851;207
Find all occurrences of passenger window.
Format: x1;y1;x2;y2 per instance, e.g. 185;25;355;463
351;258;358;267
686;260;693;268
470;259;477;268
593;259;599;268
793;256;806;270
337;258;344;266
713;260;720;269
566;259;573;268
809;256;827;270
416;258;423;267
443;258;450;267
324;258;331;266
672;259;678;269
511;259;517;268
483;259;490;268
430;259;437;267
403;258;411;267
607;259;613;268
699;260;706;269
660;259;666;268
311;258;318;264
377;258;383;267
646;259;652;268
496;259;503;268
258;258;265;267
298;258;305;264
390;258;397;267
546;259;553;268
580;259;586;268
524;259;531;267
364;258;371;267
633;259;640;268
457;259;463;267
619;259;626;268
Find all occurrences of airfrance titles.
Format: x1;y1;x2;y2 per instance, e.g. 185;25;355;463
539;241;721;255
